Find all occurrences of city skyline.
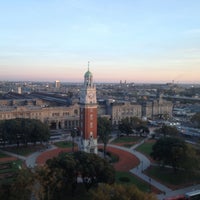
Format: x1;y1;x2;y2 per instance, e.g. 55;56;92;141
1;0;200;83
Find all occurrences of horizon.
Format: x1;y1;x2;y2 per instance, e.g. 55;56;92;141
1;0;200;83
1;79;200;85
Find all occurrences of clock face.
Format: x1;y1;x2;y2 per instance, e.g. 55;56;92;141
88;93;94;99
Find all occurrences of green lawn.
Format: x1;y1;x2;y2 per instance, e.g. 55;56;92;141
4;145;45;156
145;166;200;187
0;159;23;184
11;160;23;170
98;149;119;163
123;143;135;148
136;141;155;156
111;136;142;144
115;171;151;192
54;141;76;148
0;152;11;158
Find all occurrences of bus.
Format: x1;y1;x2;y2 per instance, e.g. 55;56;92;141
185;190;200;200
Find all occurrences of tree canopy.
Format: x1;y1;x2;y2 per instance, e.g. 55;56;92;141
154;124;180;138
91;183;157;200
118;117;149;136
0;168;34;200
97;117;112;157
0;162;157;200
36;151;115;199
151;137;200;172
0;118;50;146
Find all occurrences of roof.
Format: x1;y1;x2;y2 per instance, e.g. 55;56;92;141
84;70;93;78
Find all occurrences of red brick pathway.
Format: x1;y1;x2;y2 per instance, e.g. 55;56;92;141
106;146;139;171
36;146;139;172
36;148;75;166
0;157;17;163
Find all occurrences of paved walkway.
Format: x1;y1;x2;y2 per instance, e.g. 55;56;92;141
107;143;172;196
0;144;56;169
0;149;26;161
108;138;200;200
1;138;200;200
25;144;57;168
157;184;200;200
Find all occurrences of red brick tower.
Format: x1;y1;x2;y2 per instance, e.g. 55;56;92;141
79;63;97;154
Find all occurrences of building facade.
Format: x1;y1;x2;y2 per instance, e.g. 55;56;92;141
109;101;142;125
0;99;79;131
142;95;173;119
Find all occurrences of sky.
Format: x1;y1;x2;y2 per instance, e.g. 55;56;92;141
0;0;200;83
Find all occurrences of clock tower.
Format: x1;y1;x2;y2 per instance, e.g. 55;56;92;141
79;63;98;154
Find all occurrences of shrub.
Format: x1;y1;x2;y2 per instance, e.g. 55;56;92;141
119;176;130;182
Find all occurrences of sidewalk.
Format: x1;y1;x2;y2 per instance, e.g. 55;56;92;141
2;138;199;200
108;138;200;200
108;143;172;194
0;144;57;169
25;144;57;168
0;149;26;161
157;184;200;200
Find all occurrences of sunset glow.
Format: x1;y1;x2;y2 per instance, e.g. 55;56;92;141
0;0;200;83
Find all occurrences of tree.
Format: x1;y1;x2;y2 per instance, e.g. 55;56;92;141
71;128;76;152
191;112;200;128
155;124;180;138
151;137;199;172
11;168;35;200
135;124;150;137
0;120;7;147
130;116;147;130
0;118;50;146
181;145;200;173
0;168;34;200
97;117;112;158
118;117;132;136
29;119;50;145
118;117;149;137
36;151;115;200
90;183;157;200
36;153;77;200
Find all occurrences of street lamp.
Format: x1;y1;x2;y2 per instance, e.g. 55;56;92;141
71;128;77;152
141;160;143;171
149;177;151;192
16;134;21;151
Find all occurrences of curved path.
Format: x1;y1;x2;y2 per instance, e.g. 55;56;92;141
25;144;57;168
2;139;200;200
107;143;172;196
108;138;200;200
99;145;140;171
108;140;200;200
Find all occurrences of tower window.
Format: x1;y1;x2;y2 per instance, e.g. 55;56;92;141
74;109;78;115
90;132;93;137
90;122;93;128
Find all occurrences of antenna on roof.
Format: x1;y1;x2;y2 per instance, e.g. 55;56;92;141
88;61;90;71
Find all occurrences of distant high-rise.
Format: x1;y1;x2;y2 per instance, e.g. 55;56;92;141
18;87;22;94
55;80;61;88
79;64;98;154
